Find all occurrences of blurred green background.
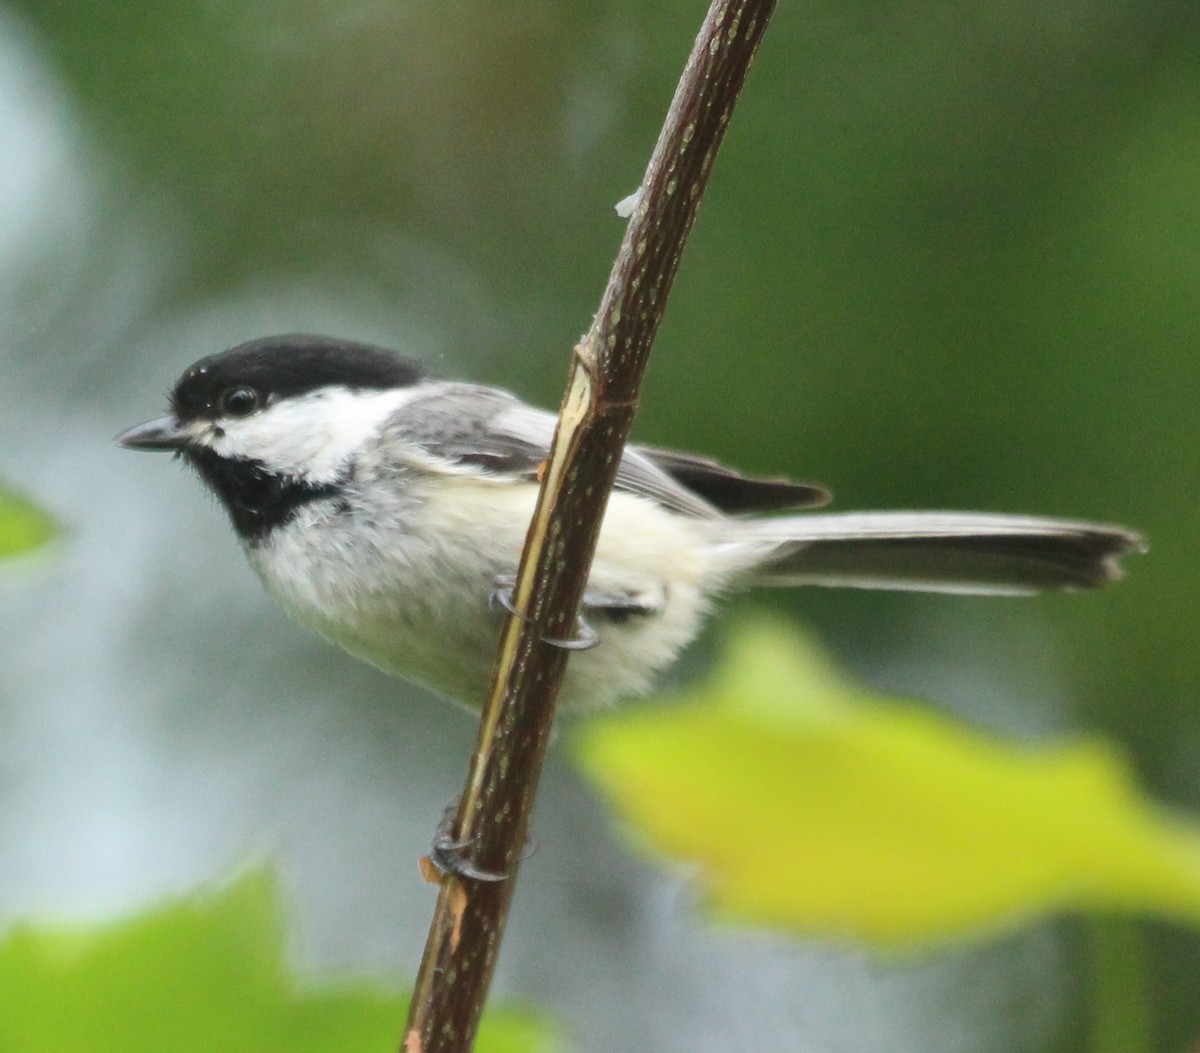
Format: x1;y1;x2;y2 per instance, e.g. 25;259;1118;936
0;1;1196;1051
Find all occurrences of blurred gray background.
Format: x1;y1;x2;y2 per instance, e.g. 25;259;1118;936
0;2;1196;1051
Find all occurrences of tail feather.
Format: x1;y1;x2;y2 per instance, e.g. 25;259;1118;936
739;512;1144;595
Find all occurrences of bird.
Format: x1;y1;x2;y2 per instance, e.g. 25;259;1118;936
116;334;1143;711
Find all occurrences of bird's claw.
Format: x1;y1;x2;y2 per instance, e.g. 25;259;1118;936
488;583;528;622
541;619;600;650
428;799;509;883
489;580;601;651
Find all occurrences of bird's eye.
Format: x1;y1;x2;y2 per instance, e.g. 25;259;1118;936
220;386;261;417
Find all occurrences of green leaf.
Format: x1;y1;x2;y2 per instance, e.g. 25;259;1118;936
0;869;554;1053
575;621;1200;946
0;485;57;561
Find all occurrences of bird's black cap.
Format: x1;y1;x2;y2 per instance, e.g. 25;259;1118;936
170;334;425;421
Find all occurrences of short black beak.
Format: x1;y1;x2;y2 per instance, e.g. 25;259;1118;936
114;416;191;452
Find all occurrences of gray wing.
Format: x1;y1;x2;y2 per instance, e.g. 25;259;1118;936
386;383;825;517
633;445;829;513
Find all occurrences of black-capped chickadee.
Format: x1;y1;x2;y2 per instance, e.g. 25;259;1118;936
116;335;1143;710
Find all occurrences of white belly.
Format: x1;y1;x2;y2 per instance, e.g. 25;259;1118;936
245;476;724;711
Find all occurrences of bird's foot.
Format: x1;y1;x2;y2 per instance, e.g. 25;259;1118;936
488;578;601;651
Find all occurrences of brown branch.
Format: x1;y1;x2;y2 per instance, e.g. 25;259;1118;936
401;2;778;1049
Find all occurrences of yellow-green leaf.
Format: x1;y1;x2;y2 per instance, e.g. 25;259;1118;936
0;869;554;1053
575;621;1200;945
0;485;57;560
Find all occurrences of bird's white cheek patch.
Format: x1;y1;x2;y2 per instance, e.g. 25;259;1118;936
208;387;417;481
